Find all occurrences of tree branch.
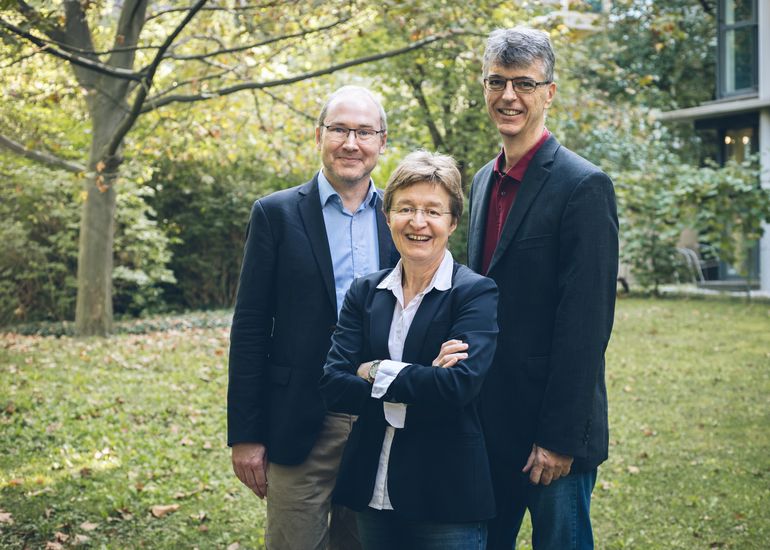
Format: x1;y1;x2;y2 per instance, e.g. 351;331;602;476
407;71;445;150
165;16;350;61
15;0;67;42
145;1;286;23
0;133;86;173
107;0;149;70
102;0;209;159
0;18;144;81
259;89;315;121
142;30;462;112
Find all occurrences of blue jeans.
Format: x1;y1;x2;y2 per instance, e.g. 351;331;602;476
357;508;488;550
488;467;597;550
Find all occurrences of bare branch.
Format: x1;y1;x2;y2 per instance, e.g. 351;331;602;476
144;1;284;23
103;0;209;159
165;16;350;61
0;48;40;68
259;89;315;121
406;71;445;150
107;0;149;70
142;30;463;112
152;67;238;98
15;0;67;42
0;133;86;173
0;18;144;81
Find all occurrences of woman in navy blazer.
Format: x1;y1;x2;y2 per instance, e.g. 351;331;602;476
320;151;499;549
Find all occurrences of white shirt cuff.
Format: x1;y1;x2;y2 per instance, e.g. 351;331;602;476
371;360;408;428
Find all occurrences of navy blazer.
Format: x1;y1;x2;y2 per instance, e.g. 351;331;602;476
468;135;619;472
227;175;398;465
320;263;499;522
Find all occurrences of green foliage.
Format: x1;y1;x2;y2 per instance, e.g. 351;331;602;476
582;0;716;110
0;155;79;324
147;157;295;311
0;154;176;324
113;162;176;318
612;128;769;293
2;299;769;548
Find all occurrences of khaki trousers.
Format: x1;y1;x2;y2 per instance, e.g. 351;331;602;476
265;412;360;550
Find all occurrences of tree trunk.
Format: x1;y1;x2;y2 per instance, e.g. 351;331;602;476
75;170;117;336
74;98;125;336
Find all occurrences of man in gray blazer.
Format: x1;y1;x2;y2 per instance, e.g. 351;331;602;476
467;28;619;549
228;86;398;549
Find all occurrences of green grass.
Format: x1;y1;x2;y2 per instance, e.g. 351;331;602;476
1;298;769;549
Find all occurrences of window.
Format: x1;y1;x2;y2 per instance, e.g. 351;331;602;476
718;0;758;97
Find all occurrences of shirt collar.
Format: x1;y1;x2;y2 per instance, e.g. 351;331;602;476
494;127;551;182
318;169;377;208
377;249;454;293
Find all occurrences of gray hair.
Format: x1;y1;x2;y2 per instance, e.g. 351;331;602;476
316;86;387;132
482;27;555;82
383;150;463;223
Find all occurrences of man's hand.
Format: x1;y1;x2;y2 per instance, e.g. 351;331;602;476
522;444;573;486
232;443;268;499
433;339;469;368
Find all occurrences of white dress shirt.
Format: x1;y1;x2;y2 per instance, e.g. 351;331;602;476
367;249;454;510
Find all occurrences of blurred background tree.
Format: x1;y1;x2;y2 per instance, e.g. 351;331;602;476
2;0;767;328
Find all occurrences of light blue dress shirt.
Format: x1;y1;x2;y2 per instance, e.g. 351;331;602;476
318;170;381;316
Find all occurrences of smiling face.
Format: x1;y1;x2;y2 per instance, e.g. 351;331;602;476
484;60;555;147
387;181;457;270
315;92;386;190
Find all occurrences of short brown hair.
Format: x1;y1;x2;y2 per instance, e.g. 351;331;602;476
383;150;463;222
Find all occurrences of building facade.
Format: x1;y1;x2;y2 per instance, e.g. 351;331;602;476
658;0;770;291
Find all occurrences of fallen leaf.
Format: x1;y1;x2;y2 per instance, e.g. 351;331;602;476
79;521;98;531
151;504;180;518
54;531;69;542
0;511;13;524
45;543;63;550
74;534;91;545
623;385;633;393
628;465;640;474
180;437;193;446
227;543;241;550
8;478;23;486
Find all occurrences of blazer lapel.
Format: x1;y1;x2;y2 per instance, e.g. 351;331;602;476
402;288;448;361
297;176;337;312
370;285;396;360
374;193;394;269
487;136;559;274
468;161;495;273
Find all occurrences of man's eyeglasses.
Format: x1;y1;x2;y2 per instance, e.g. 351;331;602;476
321;125;385;142
390;207;452;220
483;77;552;94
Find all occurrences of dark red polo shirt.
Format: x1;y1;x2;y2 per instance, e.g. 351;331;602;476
481;128;550;274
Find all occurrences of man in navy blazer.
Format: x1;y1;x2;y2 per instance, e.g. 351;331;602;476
467;28;619;549
228;86;398;549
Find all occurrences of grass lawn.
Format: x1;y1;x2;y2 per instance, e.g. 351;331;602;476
1;297;769;549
